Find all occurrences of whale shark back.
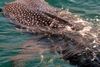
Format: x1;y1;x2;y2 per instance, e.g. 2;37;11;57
3;0;85;34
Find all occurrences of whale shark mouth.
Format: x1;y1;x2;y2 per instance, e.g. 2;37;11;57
2;0;100;67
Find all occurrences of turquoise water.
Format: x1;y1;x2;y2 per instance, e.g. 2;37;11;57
0;0;100;67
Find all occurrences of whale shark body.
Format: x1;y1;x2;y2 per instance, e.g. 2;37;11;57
2;0;100;67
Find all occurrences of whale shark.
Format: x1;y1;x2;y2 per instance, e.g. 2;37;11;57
2;0;100;67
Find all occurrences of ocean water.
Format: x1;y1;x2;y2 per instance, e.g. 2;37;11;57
0;0;100;67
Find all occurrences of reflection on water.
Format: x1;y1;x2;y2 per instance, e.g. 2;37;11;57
0;0;100;67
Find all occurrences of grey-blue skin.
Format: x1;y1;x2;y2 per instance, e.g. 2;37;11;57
1;0;100;67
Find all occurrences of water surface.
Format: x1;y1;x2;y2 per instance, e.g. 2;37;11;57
0;0;100;67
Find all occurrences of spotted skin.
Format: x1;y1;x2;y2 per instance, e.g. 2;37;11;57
3;0;85;34
4;3;51;26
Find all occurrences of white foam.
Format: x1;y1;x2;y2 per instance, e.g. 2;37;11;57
78;26;92;36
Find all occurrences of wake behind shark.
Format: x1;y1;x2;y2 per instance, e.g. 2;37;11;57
2;0;100;67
